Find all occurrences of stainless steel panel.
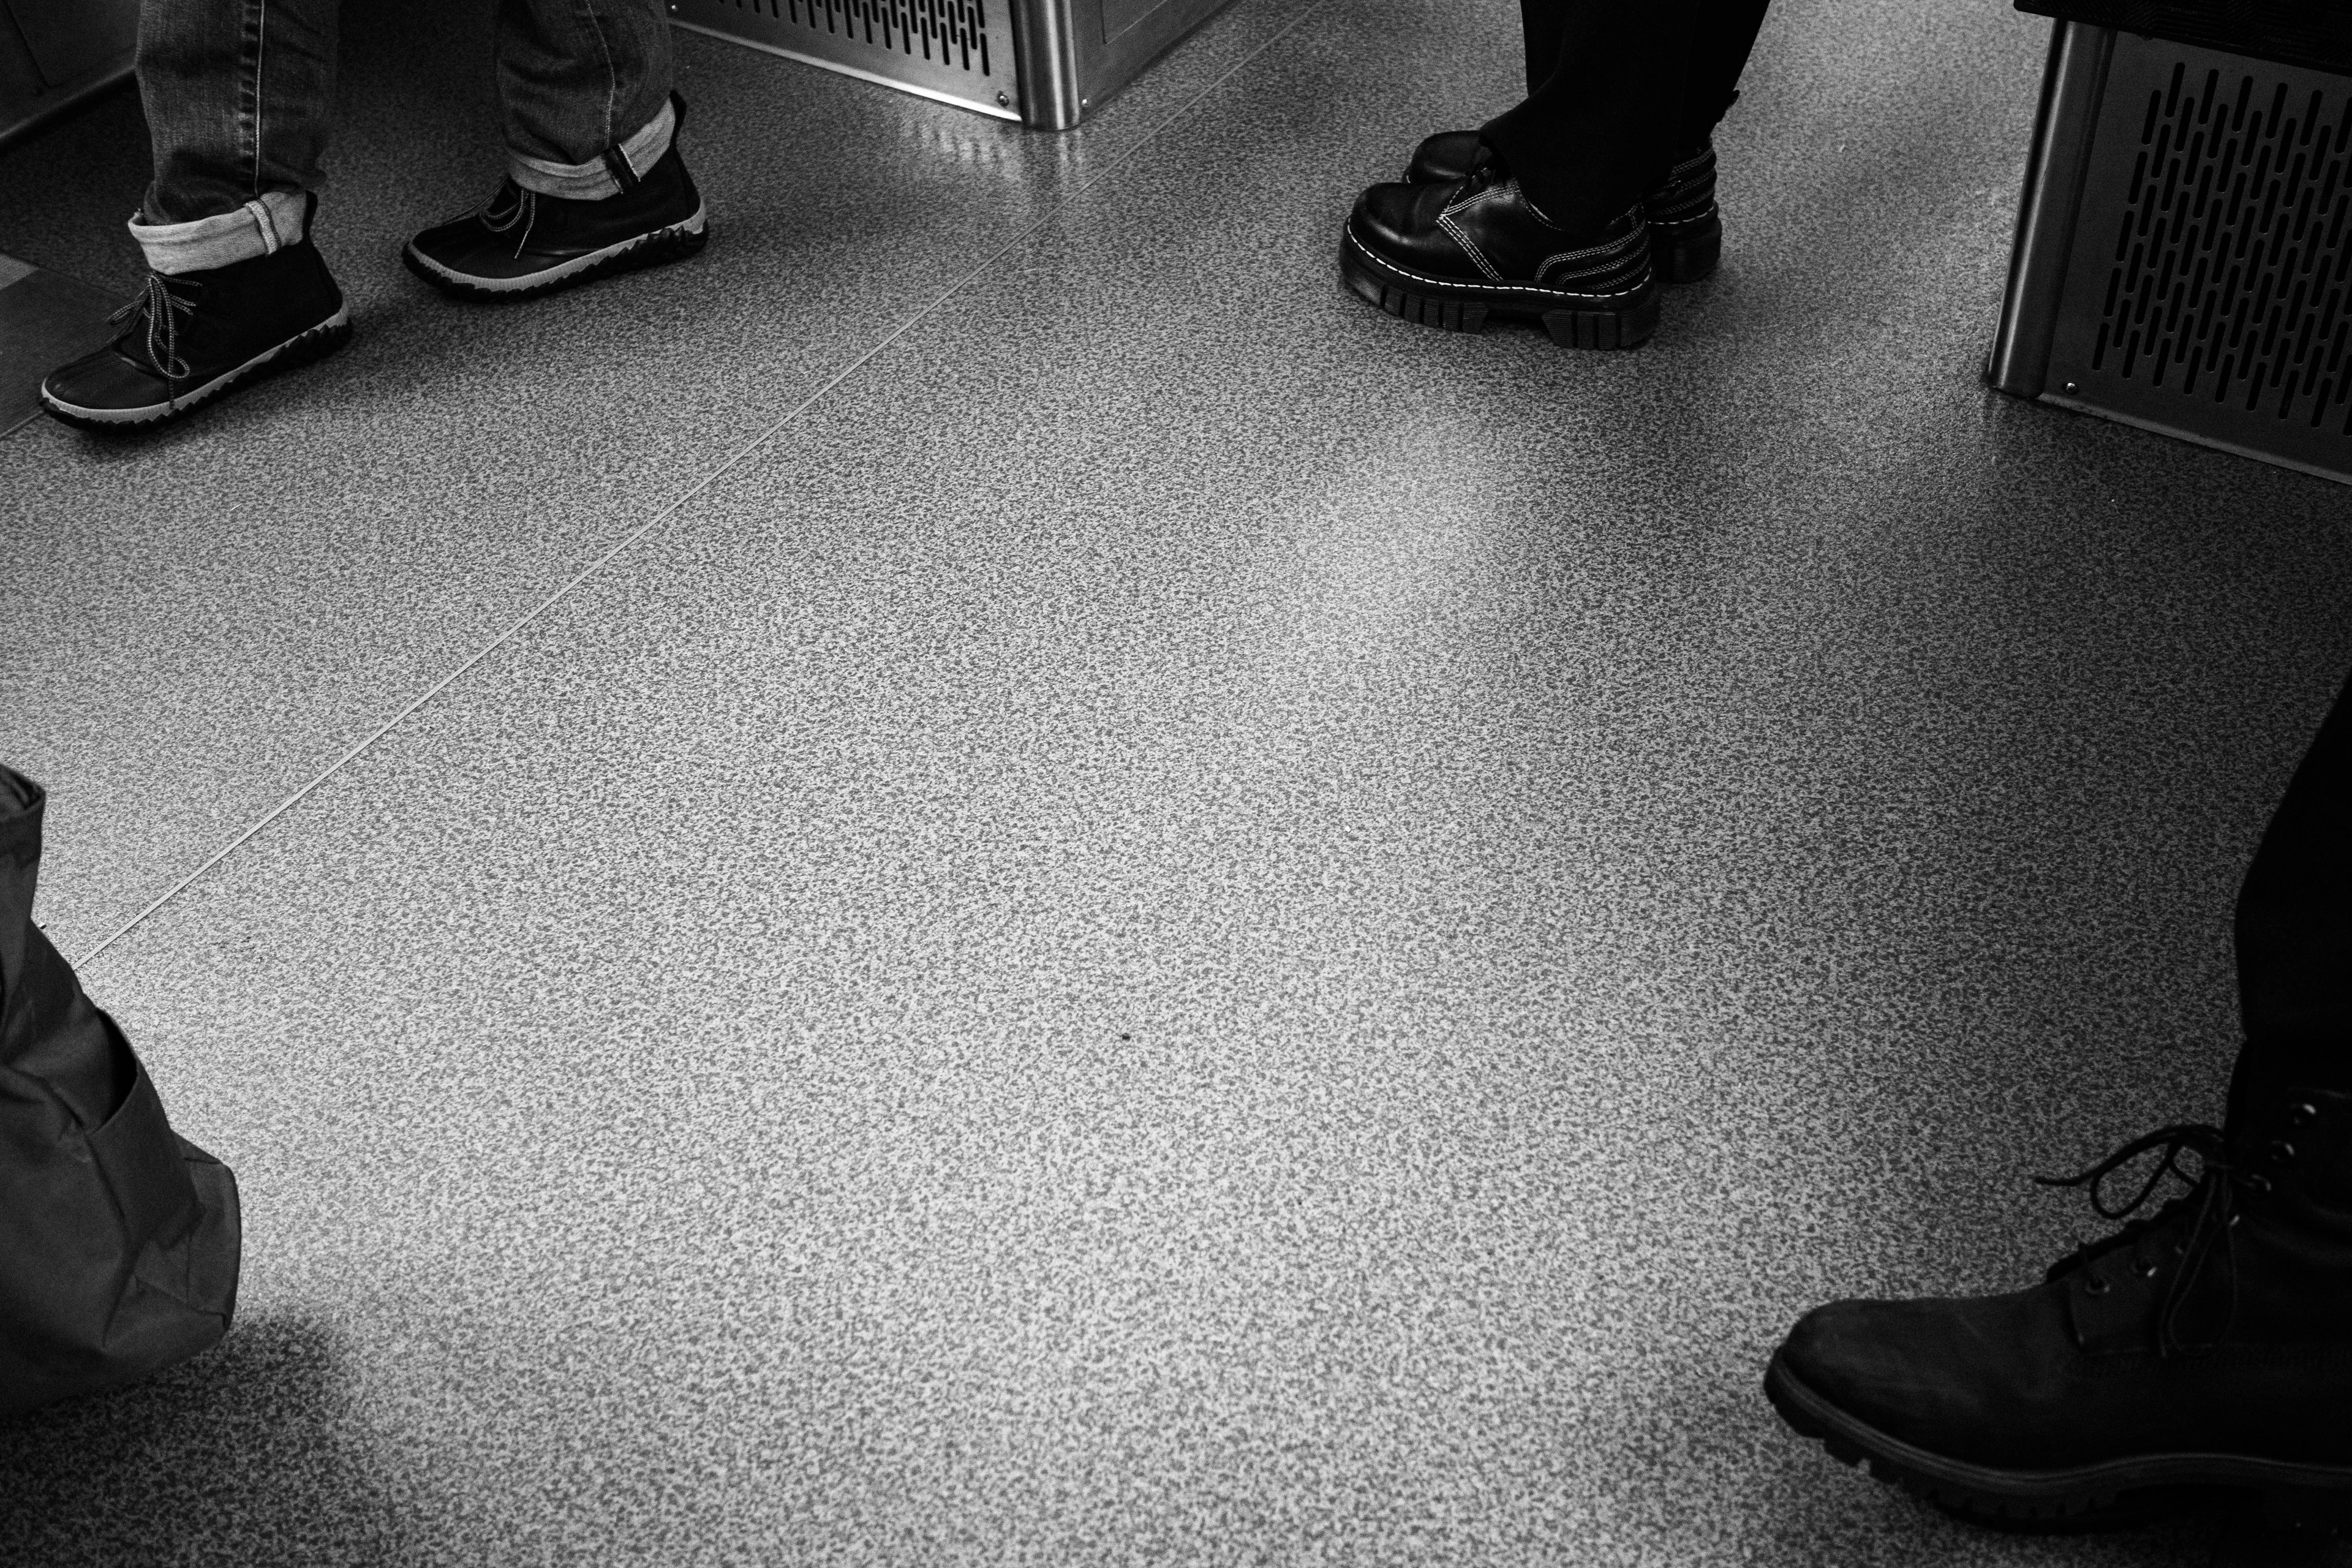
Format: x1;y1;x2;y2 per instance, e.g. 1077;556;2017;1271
1008;0;1080;129
2039;32;2352;483
1986;21;2112;398
1099;0;1169;42
668;0;1019;121
1072;0;1232;115
675;0;1237;129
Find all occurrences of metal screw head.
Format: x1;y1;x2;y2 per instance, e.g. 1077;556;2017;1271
1080;97;1090;108
2063;380;2079;394
996;91;1009;106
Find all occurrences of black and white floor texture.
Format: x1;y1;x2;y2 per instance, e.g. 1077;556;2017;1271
2;0;2350;1562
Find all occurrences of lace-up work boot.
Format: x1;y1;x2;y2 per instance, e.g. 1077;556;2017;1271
405;94;707;301
1404;134;1722;284
1341;151;1657;349
39;229;349;432
1766;1090;2352;1533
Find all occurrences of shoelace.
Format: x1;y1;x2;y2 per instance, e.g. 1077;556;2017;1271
2034;1123;2243;1357
113;272;200;381
1444;152;1642;264
1450;146;1504;203
479;182;538;258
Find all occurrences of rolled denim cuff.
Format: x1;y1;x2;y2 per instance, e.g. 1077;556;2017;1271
129;190;309;275
509;96;676;201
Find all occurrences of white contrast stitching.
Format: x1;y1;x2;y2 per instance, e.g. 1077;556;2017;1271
1436;213;1504;282
1536;217;1649;282
1346;230;1651;303
1537;225;1649;272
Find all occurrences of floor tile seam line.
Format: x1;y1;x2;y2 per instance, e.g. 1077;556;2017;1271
70;1;1338;972
662;0;1351;481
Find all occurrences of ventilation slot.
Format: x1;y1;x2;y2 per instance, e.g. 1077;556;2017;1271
720;0;993;77
2086;62;2352;435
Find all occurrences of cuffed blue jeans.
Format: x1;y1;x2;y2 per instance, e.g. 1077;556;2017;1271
132;0;676;273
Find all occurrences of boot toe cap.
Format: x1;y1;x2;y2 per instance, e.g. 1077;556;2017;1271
1775;1288;2073;1465
1346;180;1475;278
42;346;166;416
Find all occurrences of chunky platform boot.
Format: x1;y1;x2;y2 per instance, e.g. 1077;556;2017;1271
1766;1087;2352;1535
1341;149;1656;350
1404;134;1722;284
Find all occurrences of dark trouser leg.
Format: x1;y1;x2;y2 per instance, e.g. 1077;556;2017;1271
131;0;340;268
2230;668;2352;1117
1485;0;1770;236
496;0;676;198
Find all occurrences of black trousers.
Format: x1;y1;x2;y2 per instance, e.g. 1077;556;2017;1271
1482;0;1774;235
2231;668;2352;1114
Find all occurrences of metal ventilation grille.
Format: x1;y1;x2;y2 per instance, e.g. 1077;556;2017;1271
717;0;992;76
2087;62;2352;434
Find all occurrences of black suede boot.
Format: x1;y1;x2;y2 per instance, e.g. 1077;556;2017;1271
1341;148;1657;350
39;209;349;432
1766;1087;2352;1534
1404;134;1721;284
404;93;708;301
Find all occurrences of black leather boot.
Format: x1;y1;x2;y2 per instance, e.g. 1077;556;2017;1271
1340;149;1657;350
1404;133;1721;284
1766;1087;2352;1533
404;93;708;301
39;209;349;432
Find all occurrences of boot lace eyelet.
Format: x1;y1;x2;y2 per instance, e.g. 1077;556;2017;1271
2267;1138;2296;1166
2034;1121;2257;1353
2290;1102;2319;1128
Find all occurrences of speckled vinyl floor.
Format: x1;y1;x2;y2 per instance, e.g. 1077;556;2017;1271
2;0;2350;1564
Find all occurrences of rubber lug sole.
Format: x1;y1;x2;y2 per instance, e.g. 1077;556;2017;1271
1652;217;1721;285
1764;1350;2352;1537
40;307;353;433
1339;233;1657;350
404;211;710;302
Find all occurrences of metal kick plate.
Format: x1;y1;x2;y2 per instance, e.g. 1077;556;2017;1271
669;0;1019;122
2041;32;2352;483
